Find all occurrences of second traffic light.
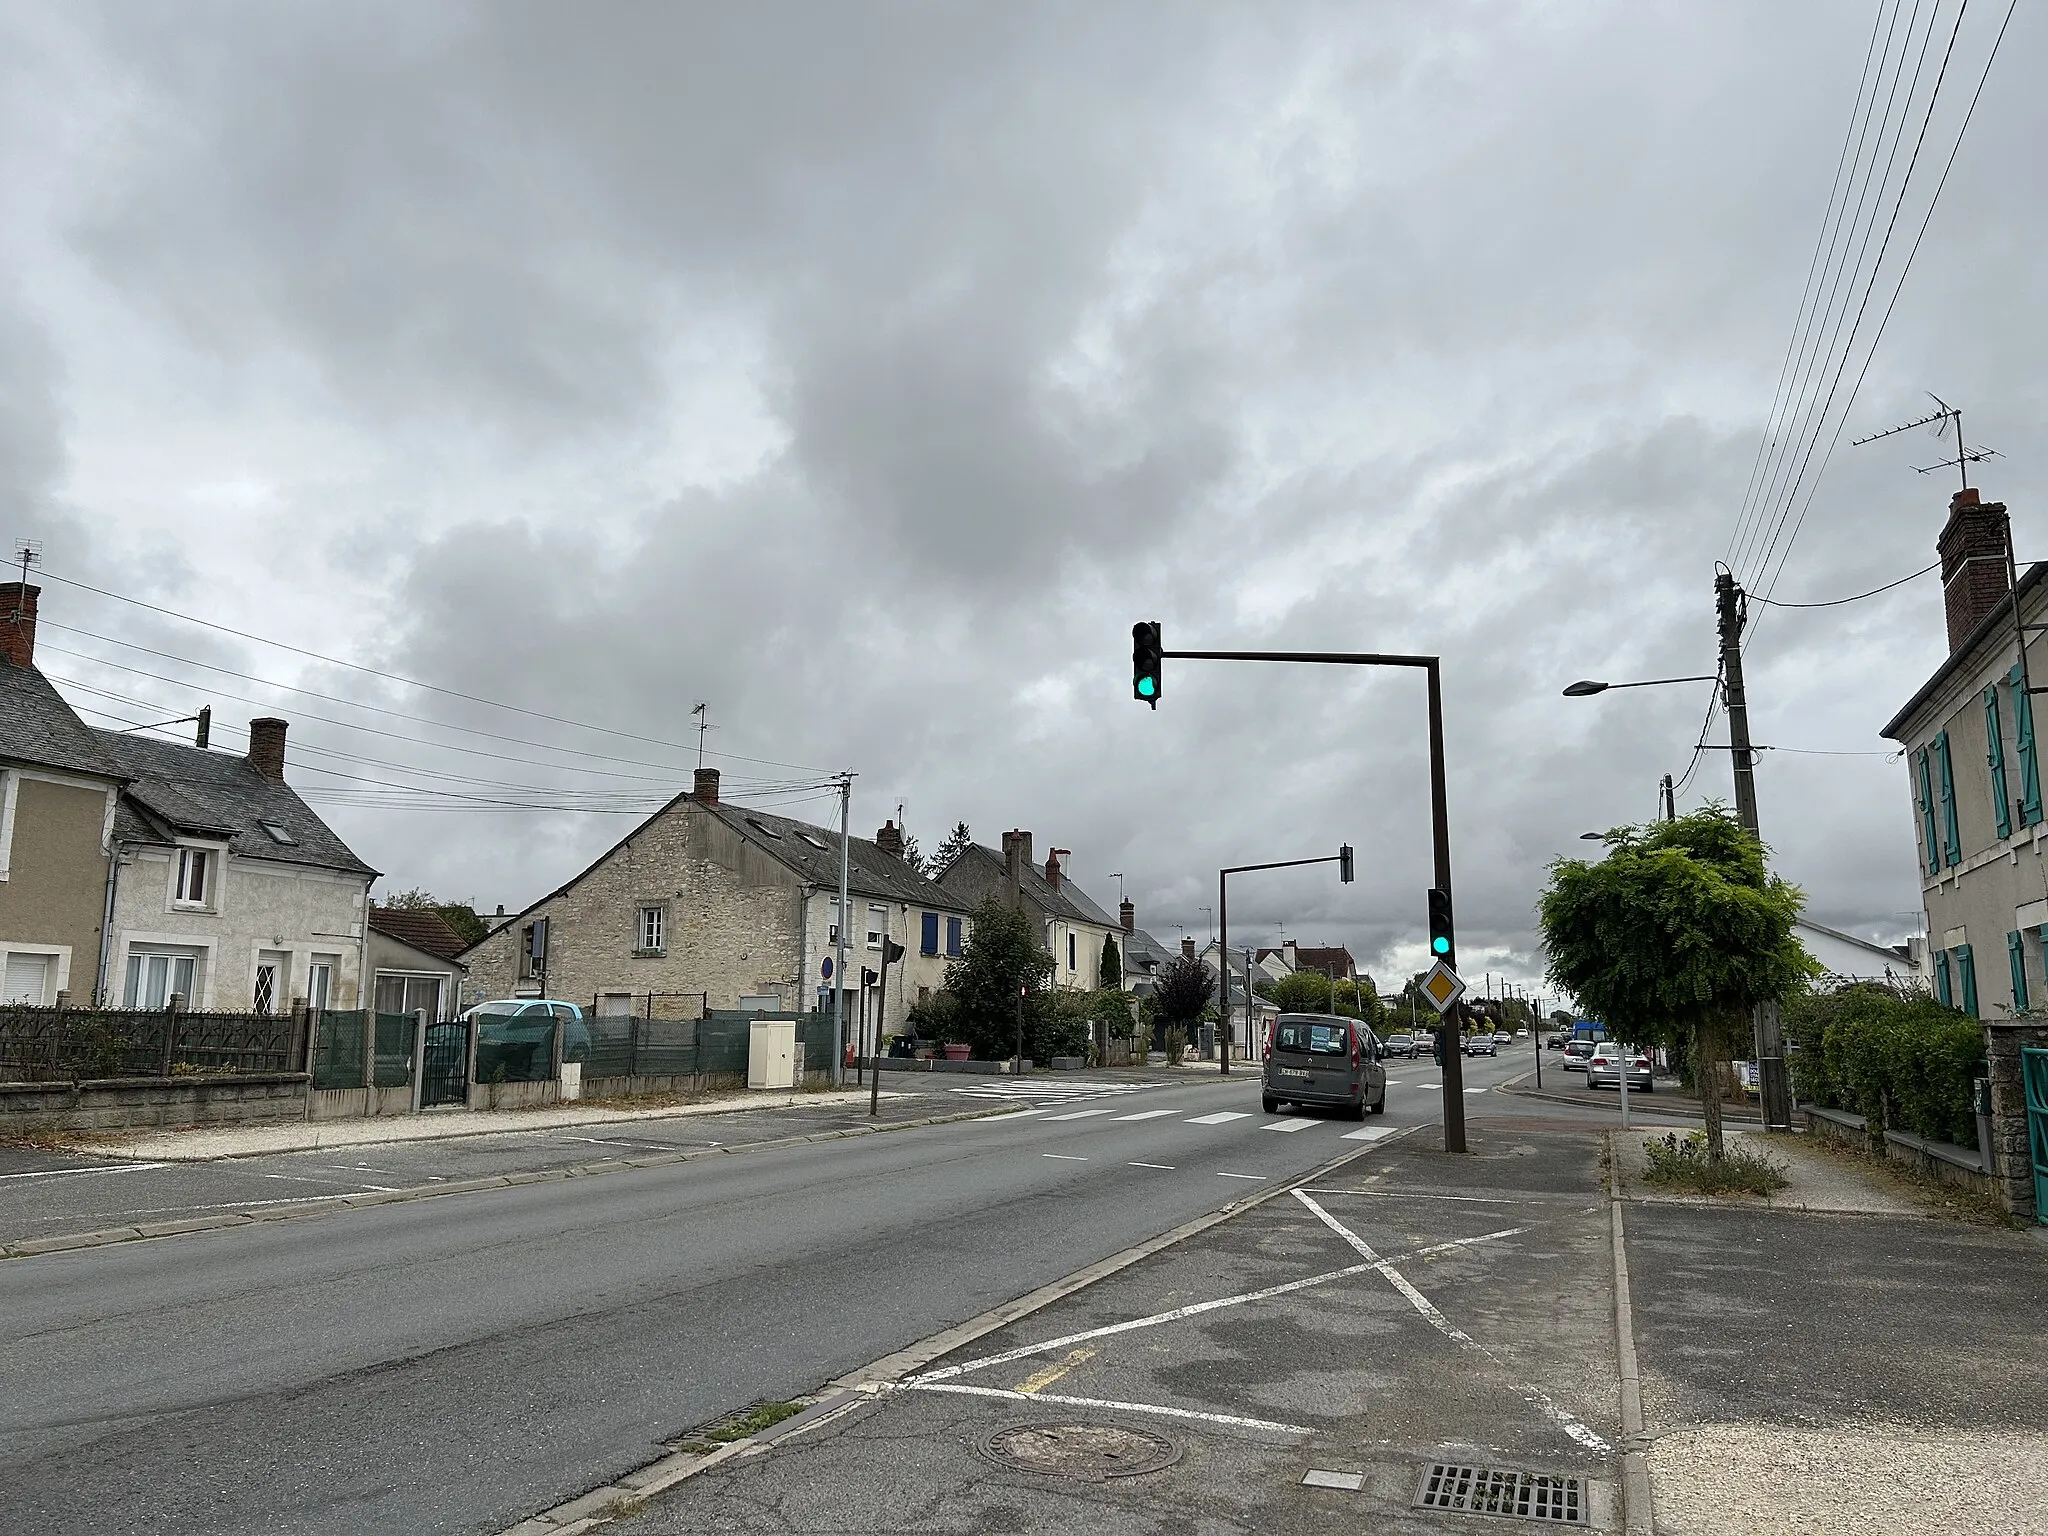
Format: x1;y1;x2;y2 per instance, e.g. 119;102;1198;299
1427;887;1453;959
1339;844;1354;883
1132;621;1162;708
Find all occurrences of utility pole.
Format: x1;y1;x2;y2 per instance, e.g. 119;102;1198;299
1715;570;1789;1130
832;774;852;1090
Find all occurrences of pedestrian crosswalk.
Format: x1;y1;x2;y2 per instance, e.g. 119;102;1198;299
970;1103;1407;1146
947;1079;1162;1105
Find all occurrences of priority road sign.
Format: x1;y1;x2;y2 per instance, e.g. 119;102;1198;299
1419;960;1466;1013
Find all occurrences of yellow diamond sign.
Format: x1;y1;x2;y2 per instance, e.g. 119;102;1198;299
1419;959;1465;1014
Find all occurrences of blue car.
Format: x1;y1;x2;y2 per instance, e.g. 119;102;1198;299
465;998;591;1082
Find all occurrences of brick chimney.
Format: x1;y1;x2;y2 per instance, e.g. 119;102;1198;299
0;582;38;668
1181;937;1196;960
693;767;721;804
1044;849;1064;890
1003;830;1032;885
247;717;288;781
1119;899;1135;934
1937;487;2013;653
875;819;904;857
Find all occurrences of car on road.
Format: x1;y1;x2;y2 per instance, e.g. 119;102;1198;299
465;998;591;1081
1586;1043;1654;1092
1562;1038;1596;1071
1263;1013;1386;1119
1493;1032;1514;1046
1546;1032;1568;1049
1463;1033;1497;1056
1383;1032;1417;1058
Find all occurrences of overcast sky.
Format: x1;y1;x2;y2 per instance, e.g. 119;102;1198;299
4;1;2041;997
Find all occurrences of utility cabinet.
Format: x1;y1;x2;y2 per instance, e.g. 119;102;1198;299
747;1019;798;1090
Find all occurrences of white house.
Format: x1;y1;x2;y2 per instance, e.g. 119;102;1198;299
1796;918;1921;989
97;718;377;1013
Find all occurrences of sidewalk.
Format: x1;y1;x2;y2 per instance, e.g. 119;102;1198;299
1502;1067;1764;1124
1609;1125;2048;1536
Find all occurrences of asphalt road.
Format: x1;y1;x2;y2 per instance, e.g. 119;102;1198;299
3;1052;1554;1535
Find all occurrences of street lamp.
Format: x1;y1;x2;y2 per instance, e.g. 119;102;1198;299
1562;675;1716;697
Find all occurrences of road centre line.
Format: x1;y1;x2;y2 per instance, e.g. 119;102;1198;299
1187;1111;1251;1125
916;1228;1525;1387
1042;1154;1089;1161
1112;1109;1177;1122
1263;1118;1317;1133
1127;1161;1175;1171
0;1162;168;1182
904;1382;1310;1437
1292;1191;1609;1453
1043;1108;1118;1121
1215;1172;1263;1180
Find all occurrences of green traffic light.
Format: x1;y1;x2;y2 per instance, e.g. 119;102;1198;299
1137;676;1156;698
1432;936;1451;955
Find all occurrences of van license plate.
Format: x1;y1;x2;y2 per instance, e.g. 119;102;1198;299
1280;1069;1310;1079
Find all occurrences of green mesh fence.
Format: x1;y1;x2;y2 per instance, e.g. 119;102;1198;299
474;1012;557;1084
372;1013;416;1088
312;1011;367;1090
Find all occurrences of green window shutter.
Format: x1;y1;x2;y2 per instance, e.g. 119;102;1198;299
1934;732;1961;866
1985;686;2013;839
1955;943;1979;1017
2010;930;2029;1013
1914;749;1940;875
1934;951;1952;1008
2010;665;2043;827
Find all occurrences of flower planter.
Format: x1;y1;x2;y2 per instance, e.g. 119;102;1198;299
943;1043;972;1062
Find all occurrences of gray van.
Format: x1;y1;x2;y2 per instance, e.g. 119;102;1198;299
1262;1012;1386;1119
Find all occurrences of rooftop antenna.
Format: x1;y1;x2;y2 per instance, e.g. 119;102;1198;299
690;702;713;770
1852;394;1997;491
10;539;40;619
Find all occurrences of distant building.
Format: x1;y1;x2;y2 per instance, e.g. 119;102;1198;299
934;831;1118;992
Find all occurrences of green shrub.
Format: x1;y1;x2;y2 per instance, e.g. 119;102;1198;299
1787;983;1982;1149
1643;1130;1788;1196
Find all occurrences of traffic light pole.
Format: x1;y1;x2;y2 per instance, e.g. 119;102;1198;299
1159;646;1467;1152
1218;849;1352;1077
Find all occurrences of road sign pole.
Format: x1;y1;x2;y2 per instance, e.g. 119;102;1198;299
1427;660;1467;1152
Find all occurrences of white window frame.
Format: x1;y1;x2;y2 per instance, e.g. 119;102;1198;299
1;943;70;1004
636;904;666;954
123;946;202;1009
306;956;335;1013
867;904;887;949
171;845;220;910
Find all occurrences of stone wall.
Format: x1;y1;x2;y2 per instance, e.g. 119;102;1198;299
0;1072;308;1133
1983;1019;2048;1220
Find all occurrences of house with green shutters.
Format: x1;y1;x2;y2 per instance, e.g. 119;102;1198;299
1882;487;2047;1016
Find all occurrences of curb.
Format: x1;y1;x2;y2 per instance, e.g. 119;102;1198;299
492;1123;1425;1534
1501;1079;1755;1122
1607;1136;1656;1536
0;1103;1067;1263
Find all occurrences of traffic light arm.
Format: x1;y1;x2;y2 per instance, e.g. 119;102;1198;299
1220;853;1349;877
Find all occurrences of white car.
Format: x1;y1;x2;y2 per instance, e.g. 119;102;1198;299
1585;1043;1653;1092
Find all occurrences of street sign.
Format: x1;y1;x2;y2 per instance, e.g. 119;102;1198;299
821;958;834;979
1419;960;1465;1013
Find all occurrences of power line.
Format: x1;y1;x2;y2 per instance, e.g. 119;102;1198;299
1749;559;1939;607
33;566;832;774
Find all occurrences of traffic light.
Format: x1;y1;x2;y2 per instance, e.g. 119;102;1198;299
1132;621;1162;708
1338;844;1354;883
1427;887;1454;959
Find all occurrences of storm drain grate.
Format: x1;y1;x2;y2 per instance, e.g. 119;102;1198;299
1415;1463;1586;1524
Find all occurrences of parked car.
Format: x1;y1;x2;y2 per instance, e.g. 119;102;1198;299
1263;1013;1386;1119
1546;1033;1568;1049
1586;1043;1654;1092
1464;1033;1497;1057
465;998;590;1082
1562;1039;1596;1071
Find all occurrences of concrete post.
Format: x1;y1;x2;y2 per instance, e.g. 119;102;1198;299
410;1008;429;1112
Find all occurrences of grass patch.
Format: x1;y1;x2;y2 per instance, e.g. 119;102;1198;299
1795;1129;2019;1227
1642;1130;1789;1197
673;1400;806;1453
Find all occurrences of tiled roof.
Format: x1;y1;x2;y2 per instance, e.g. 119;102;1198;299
0;663;122;779
705;801;968;909
368;906;471;963
937;843;1120;929
92;730;377;878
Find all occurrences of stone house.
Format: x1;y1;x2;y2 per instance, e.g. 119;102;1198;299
97;718;377;1013
934;831;1120;993
367;906;471;1020
0;583;122;1005
460;769;971;1047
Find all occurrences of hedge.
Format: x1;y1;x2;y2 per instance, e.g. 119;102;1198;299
1784;984;1984;1149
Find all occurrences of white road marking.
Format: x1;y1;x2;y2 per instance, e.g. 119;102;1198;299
1187;1111;1251;1125
974;1109;1049;1121
260;1171;398;1191
1297;1188;1530;1204
1111;1109;1177;1122
1302;1469;1365;1490
1042;1153;1089;1161
1339;1125;1400;1142
1215;1171;1263;1181
553;1137;640;1147
0;1162;168;1182
1293;1191;1609;1453
904;1382;1309;1436
1262;1118;1317;1133
1127;1161;1175;1171
1043;1107;1118;1121
1464;1087;1490;1095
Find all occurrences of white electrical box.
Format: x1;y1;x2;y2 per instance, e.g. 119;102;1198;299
747;1019;798;1090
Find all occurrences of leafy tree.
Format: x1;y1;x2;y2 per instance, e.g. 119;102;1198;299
941;897;1056;1060
1155;953;1216;1027
933;821;974;872
382;888;488;949
1539;805;1813;1161
1099;933;1122;988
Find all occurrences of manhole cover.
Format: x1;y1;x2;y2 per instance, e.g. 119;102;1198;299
1415;1463;1586;1524
979;1424;1180;1480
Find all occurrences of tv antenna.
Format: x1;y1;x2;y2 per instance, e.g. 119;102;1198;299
690;702;716;769
1852;395;1997;491
8;539;39;622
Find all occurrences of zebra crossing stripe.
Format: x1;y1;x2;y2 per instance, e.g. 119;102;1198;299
1186;1111;1251;1126
1043;1107;1119;1121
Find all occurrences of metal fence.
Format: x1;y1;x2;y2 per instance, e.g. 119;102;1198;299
579;1010;834;1081
0;1005;305;1083
309;1011;428;1091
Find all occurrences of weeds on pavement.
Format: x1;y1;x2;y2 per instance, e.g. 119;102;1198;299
1643;1130;1789;1197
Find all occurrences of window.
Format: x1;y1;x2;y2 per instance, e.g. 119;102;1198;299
945;916;963;957
253;962;278;1014
827;899;843;945
2010;665;2043;828
2009;930;2028;1013
124;948;199;1009
1068;932;1077;971
1274;1019;1351;1055
307;958;334;1013
375;973;442;1017
745;817;781;839
174;847;211;905
796;831;828;850
2;953;51;1005
258;819;297;846
1933;732;1960;868
920;912;939;956
867;904;887;948
1985;686;2013;840
636;904;666;953
522;919;548;977
1954;942;1978;1018
1913;749;1940;876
